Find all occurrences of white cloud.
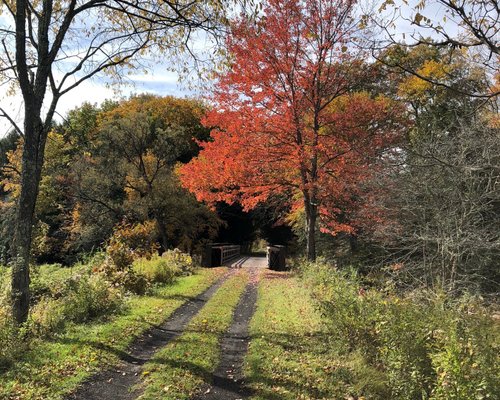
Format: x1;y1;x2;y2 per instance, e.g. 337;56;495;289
0;80;118;137
56;80;116;115
126;71;179;85
0;70;189;137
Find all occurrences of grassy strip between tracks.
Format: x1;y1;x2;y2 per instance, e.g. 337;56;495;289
138;270;249;400
245;270;343;400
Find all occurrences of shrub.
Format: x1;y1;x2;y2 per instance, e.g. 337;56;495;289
64;274;123;322
93;257;148;295
0;272;18;369
106;239;134;271
300;260;500;399
30;263;90;302
133;250;195;286
29;273;123;335
133;256;180;285
29;297;67;336
96;221;160;294
428;297;500;400
0;304;22;370
108;221;159;265
0;263;124;369
161;248;195;275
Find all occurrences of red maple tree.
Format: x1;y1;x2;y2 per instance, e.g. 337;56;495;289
181;0;405;260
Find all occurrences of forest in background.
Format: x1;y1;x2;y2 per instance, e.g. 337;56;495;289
2;42;498;295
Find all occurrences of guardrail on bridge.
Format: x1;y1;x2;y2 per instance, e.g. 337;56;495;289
202;243;241;267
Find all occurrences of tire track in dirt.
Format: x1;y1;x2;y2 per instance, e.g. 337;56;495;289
192;266;260;400
67;270;234;400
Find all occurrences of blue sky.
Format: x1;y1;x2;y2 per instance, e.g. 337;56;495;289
0;63;193;137
0;0;462;138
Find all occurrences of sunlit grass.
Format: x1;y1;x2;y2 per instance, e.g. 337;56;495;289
139;270;249;400
245;270;352;400
0;267;226;400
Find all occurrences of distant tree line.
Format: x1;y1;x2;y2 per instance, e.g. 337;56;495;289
0;95;222;265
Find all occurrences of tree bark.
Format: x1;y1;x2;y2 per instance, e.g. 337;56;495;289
304;194;317;261
12;114;46;324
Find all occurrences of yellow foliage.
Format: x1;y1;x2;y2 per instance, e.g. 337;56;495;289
98;95;205;133
124;150;163;200
0;131;68;204
398;60;450;100
0;140;22;200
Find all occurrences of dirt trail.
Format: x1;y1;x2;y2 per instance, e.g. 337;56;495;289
67;271;232;400
193;260;263;400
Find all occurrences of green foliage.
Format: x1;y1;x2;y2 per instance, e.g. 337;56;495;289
300;260;500;399
0;268;225;399
94;221;160;294
133;248;195;286
28;297;67;336
29;263;88;302
0;269;20;369
0;254;199;370
0;262;123;368
29;271;123;336
0;96;220;266
97;225;199;294
62;274;122;322
132;250;195;290
94;257;148;295
134;256;181;285
161;248;196;274
0;303;22;370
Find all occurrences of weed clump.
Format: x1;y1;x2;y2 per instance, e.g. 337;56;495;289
133;250;196;286
0;241;197;369
300;260;500;399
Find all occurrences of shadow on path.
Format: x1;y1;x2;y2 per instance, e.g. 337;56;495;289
65;272;232;400
192;270;259;400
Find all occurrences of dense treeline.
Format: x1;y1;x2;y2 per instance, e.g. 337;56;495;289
0;95;221;265
1;43;498;296
310;44;499;294
181;38;499;295
351;45;500;294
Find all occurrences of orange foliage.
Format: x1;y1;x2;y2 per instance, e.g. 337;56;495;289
180;0;406;236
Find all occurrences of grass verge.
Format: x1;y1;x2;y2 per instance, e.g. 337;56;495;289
0;267;226;400
245;270;349;400
138;270;249;399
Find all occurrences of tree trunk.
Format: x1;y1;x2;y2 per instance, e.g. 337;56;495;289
349;234;359;253
155;216;169;254
304;197;317;261
11;115;46;324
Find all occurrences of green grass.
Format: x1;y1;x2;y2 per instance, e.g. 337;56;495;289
0;267;226;400
245;270;352;400
1;262;96;304
138;270;249;399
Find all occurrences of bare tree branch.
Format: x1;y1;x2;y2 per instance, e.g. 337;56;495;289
0;107;24;137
